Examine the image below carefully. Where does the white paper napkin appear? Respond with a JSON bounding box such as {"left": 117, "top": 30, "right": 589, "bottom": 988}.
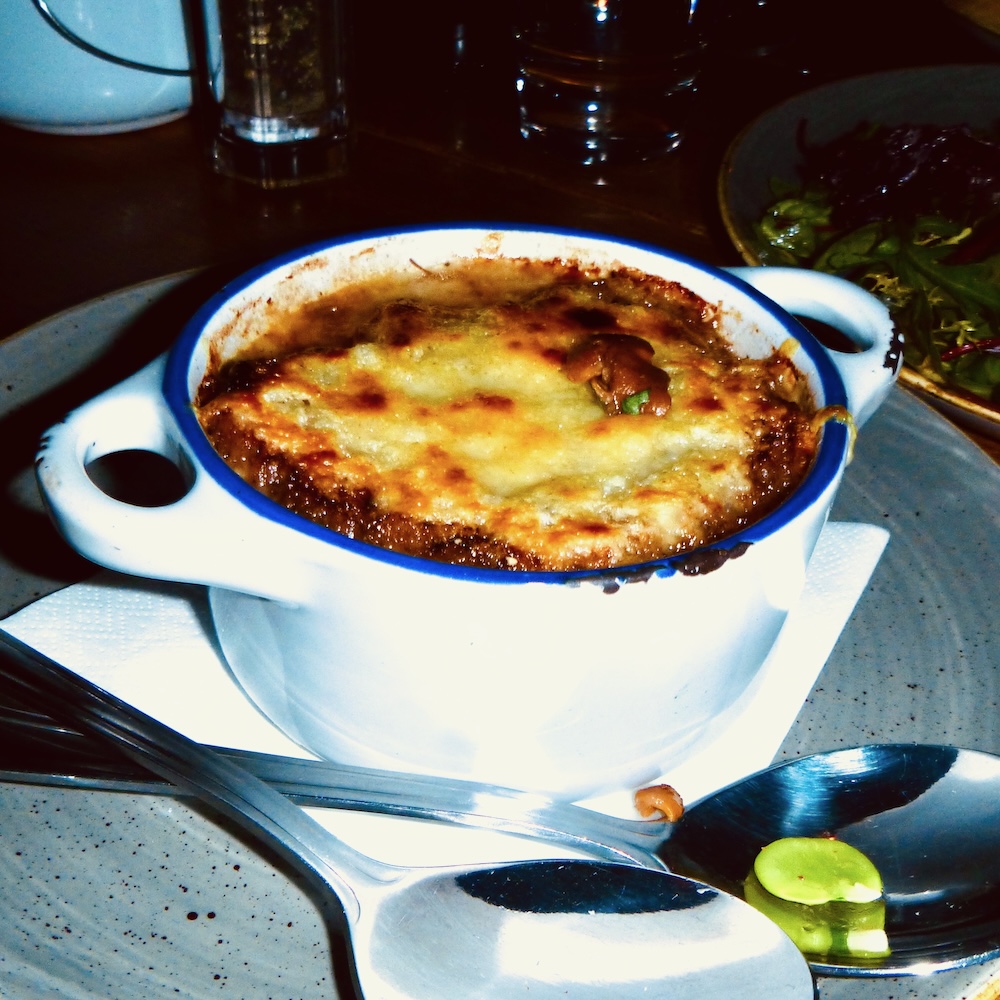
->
{"left": 3, "top": 521, "right": 888, "bottom": 820}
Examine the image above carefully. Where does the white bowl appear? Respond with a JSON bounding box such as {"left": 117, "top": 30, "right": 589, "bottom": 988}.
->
{"left": 0, "top": 0, "right": 190, "bottom": 134}
{"left": 36, "top": 225, "right": 899, "bottom": 798}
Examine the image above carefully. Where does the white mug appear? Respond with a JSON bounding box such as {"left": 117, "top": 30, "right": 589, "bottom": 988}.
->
{"left": 0, "top": 0, "right": 191, "bottom": 134}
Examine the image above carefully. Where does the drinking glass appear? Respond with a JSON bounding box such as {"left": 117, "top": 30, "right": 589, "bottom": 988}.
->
{"left": 185, "top": 0, "right": 349, "bottom": 188}
{"left": 513, "top": 0, "right": 705, "bottom": 167}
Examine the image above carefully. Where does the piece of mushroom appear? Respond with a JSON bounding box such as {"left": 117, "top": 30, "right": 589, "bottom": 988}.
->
{"left": 565, "top": 334, "right": 671, "bottom": 416}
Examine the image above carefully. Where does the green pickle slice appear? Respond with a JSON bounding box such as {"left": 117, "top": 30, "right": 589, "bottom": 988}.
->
{"left": 744, "top": 837, "right": 890, "bottom": 959}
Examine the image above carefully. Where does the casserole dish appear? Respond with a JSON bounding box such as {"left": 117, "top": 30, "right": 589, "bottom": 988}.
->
{"left": 36, "top": 226, "right": 899, "bottom": 798}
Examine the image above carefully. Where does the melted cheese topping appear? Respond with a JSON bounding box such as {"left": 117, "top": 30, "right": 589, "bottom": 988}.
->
{"left": 197, "top": 259, "right": 818, "bottom": 571}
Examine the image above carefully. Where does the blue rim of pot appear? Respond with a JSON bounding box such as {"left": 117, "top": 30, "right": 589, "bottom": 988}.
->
{"left": 164, "top": 223, "right": 851, "bottom": 586}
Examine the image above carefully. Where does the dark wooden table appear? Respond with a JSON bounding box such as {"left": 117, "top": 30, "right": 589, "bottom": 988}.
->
{"left": 2, "top": 0, "right": 998, "bottom": 470}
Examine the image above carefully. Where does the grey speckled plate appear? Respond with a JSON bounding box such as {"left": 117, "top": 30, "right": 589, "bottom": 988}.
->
{"left": 1, "top": 275, "right": 999, "bottom": 999}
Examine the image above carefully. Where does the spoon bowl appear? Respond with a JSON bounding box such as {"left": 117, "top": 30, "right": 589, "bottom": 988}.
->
{"left": 664, "top": 743, "right": 1000, "bottom": 976}
{"left": 0, "top": 629, "right": 814, "bottom": 1000}
{"left": 353, "top": 859, "right": 812, "bottom": 999}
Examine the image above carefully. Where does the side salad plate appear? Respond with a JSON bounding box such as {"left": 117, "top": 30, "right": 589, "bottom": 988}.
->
{"left": 719, "top": 64, "right": 1000, "bottom": 439}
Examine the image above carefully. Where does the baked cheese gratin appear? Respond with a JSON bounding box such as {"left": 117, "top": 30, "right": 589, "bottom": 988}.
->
{"left": 195, "top": 256, "right": 821, "bottom": 571}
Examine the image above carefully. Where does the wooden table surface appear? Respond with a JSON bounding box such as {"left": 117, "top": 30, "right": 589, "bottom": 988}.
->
{"left": 2, "top": 0, "right": 998, "bottom": 464}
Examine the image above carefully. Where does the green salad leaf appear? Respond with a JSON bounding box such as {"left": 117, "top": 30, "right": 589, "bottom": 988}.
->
{"left": 752, "top": 124, "right": 1000, "bottom": 405}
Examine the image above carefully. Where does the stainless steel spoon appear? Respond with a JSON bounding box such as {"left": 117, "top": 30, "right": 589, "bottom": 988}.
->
{"left": 0, "top": 699, "right": 671, "bottom": 867}
{"left": 4, "top": 630, "right": 996, "bottom": 978}
{"left": 6, "top": 724, "right": 999, "bottom": 978}
{"left": 661, "top": 742, "right": 1000, "bottom": 977}
{"left": 0, "top": 629, "right": 814, "bottom": 1000}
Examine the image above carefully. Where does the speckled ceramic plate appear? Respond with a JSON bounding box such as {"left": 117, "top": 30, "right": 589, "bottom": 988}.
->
{"left": 718, "top": 64, "right": 1000, "bottom": 441}
{"left": 1, "top": 275, "right": 999, "bottom": 999}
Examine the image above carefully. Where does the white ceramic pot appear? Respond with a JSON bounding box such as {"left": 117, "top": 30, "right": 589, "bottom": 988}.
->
{"left": 0, "top": 0, "right": 191, "bottom": 134}
{"left": 36, "top": 226, "right": 900, "bottom": 799}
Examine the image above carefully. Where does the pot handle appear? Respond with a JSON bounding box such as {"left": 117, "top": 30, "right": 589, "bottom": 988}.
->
{"left": 29, "top": 0, "right": 190, "bottom": 76}
{"left": 35, "top": 357, "right": 313, "bottom": 605}
{"left": 727, "top": 267, "right": 901, "bottom": 427}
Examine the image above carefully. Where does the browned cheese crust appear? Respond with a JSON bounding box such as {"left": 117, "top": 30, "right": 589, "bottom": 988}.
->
{"left": 196, "top": 257, "right": 819, "bottom": 571}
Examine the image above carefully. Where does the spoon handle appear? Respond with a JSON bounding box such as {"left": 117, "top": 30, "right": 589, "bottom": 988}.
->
{"left": 0, "top": 730, "right": 668, "bottom": 867}
{"left": 0, "top": 657, "right": 670, "bottom": 869}
{"left": 0, "top": 627, "right": 414, "bottom": 925}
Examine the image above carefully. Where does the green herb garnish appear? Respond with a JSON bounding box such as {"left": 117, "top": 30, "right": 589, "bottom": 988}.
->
{"left": 622, "top": 389, "right": 650, "bottom": 414}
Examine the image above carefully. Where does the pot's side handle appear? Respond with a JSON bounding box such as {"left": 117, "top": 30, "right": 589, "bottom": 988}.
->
{"left": 35, "top": 357, "right": 310, "bottom": 605}
{"left": 727, "top": 267, "right": 901, "bottom": 427}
